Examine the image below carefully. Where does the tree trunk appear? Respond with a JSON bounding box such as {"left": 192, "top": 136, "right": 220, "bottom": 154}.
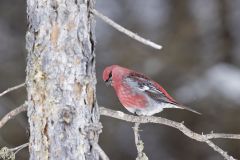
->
{"left": 25, "top": 0, "right": 99, "bottom": 159}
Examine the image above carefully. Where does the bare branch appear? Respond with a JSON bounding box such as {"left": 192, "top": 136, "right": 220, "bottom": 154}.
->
{"left": 100, "top": 107, "right": 238, "bottom": 160}
{"left": 91, "top": 9, "right": 162, "bottom": 50}
{"left": 205, "top": 133, "right": 240, "bottom": 140}
{"left": 0, "top": 102, "right": 28, "bottom": 129}
{"left": 205, "top": 140, "right": 235, "bottom": 160}
{"left": 0, "top": 143, "right": 28, "bottom": 160}
{"left": 9, "top": 143, "right": 29, "bottom": 155}
{"left": 93, "top": 143, "right": 110, "bottom": 160}
{"left": 133, "top": 123, "right": 149, "bottom": 160}
{"left": 0, "top": 83, "right": 25, "bottom": 97}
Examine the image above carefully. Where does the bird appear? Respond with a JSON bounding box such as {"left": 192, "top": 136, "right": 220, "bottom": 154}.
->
{"left": 102, "top": 65, "right": 201, "bottom": 116}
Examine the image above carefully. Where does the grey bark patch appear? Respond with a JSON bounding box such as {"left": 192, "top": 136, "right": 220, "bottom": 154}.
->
{"left": 26, "top": 0, "right": 100, "bottom": 159}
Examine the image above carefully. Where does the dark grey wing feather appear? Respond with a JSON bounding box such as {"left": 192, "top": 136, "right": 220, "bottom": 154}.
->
{"left": 124, "top": 73, "right": 175, "bottom": 104}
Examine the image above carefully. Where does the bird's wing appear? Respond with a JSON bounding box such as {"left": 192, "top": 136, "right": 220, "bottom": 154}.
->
{"left": 124, "top": 72, "right": 177, "bottom": 105}
{"left": 124, "top": 72, "right": 201, "bottom": 115}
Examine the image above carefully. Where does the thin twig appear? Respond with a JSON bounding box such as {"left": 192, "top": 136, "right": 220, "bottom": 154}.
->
{"left": 0, "top": 102, "right": 28, "bottom": 129}
{"left": 205, "top": 140, "right": 235, "bottom": 160}
{"left": 0, "top": 83, "right": 25, "bottom": 97}
{"left": 133, "top": 123, "right": 149, "bottom": 160}
{"left": 100, "top": 107, "right": 238, "bottom": 160}
{"left": 0, "top": 143, "right": 29, "bottom": 160}
{"left": 9, "top": 143, "right": 29, "bottom": 155}
{"left": 205, "top": 133, "right": 240, "bottom": 140}
{"left": 91, "top": 9, "right": 162, "bottom": 50}
{"left": 93, "top": 143, "right": 110, "bottom": 160}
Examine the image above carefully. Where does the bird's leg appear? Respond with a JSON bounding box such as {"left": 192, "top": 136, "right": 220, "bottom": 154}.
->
{"left": 135, "top": 109, "right": 143, "bottom": 116}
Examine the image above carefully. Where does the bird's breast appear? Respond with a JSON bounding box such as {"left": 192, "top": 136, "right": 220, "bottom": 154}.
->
{"left": 115, "top": 85, "right": 147, "bottom": 108}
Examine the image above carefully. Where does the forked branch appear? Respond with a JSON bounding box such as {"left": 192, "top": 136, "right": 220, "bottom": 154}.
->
{"left": 100, "top": 107, "right": 239, "bottom": 160}
{"left": 0, "top": 143, "right": 28, "bottom": 160}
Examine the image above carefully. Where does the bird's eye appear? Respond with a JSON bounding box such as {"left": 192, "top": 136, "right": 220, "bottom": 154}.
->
{"left": 109, "top": 71, "right": 112, "bottom": 79}
{"left": 104, "top": 71, "right": 113, "bottom": 85}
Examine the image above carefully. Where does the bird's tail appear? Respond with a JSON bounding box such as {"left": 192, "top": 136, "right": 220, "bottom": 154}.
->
{"left": 177, "top": 105, "right": 201, "bottom": 115}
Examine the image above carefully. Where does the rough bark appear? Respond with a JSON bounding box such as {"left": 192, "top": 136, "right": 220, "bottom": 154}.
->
{"left": 26, "top": 0, "right": 100, "bottom": 159}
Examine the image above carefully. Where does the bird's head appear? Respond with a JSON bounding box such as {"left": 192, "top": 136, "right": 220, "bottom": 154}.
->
{"left": 103, "top": 65, "right": 130, "bottom": 87}
{"left": 102, "top": 65, "right": 118, "bottom": 86}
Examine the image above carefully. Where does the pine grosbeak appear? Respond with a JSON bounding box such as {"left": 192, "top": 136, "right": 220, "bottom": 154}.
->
{"left": 103, "top": 65, "right": 201, "bottom": 116}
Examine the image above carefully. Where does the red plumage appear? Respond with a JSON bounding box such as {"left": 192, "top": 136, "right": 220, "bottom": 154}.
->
{"left": 103, "top": 65, "right": 200, "bottom": 116}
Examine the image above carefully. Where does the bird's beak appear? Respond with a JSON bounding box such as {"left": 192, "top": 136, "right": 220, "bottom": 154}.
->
{"left": 105, "top": 77, "right": 112, "bottom": 86}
